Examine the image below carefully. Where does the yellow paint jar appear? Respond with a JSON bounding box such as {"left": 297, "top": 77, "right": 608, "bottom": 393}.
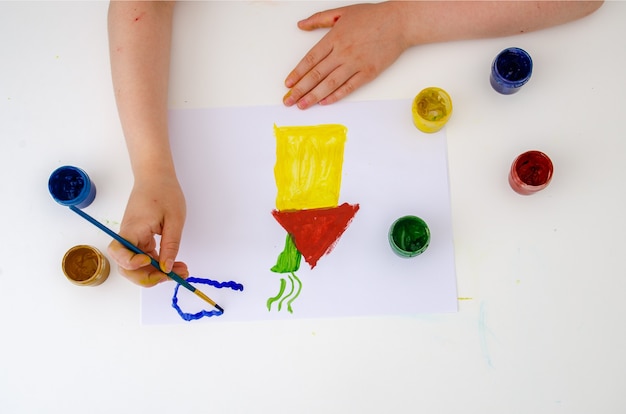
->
{"left": 62, "top": 245, "right": 110, "bottom": 286}
{"left": 412, "top": 87, "right": 453, "bottom": 133}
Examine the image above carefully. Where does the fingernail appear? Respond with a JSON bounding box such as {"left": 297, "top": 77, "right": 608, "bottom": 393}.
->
{"left": 160, "top": 259, "right": 174, "bottom": 274}
{"left": 141, "top": 255, "right": 153, "bottom": 266}
{"left": 283, "top": 90, "right": 295, "bottom": 106}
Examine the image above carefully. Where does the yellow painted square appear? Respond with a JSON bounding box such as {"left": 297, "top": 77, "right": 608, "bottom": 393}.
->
{"left": 274, "top": 124, "right": 347, "bottom": 211}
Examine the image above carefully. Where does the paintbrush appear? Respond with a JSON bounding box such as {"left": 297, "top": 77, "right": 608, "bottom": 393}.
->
{"left": 68, "top": 205, "right": 223, "bottom": 313}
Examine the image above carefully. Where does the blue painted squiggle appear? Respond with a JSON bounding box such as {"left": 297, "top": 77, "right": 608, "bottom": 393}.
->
{"left": 172, "top": 277, "right": 244, "bottom": 321}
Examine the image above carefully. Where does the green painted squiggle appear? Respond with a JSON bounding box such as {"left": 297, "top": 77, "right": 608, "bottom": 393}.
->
{"left": 266, "top": 272, "right": 304, "bottom": 313}
{"left": 286, "top": 272, "right": 302, "bottom": 313}
{"left": 278, "top": 274, "right": 296, "bottom": 311}
{"left": 266, "top": 278, "right": 286, "bottom": 311}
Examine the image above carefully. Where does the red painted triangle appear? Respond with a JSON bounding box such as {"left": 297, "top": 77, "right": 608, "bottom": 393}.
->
{"left": 272, "top": 203, "right": 360, "bottom": 269}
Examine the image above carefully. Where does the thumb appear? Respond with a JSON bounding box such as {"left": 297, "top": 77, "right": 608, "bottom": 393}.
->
{"left": 158, "top": 218, "right": 184, "bottom": 274}
{"left": 297, "top": 9, "right": 342, "bottom": 31}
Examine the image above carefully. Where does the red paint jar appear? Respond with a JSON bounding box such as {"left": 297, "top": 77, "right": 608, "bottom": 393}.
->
{"left": 509, "top": 150, "right": 553, "bottom": 195}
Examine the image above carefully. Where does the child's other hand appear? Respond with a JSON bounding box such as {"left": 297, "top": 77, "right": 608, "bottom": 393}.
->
{"left": 108, "top": 175, "right": 188, "bottom": 287}
{"left": 283, "top": 2, "right": 410, "bottom": 110}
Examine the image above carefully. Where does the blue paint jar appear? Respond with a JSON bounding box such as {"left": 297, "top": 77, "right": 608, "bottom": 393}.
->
{"left": 490, "top": 47, "right": 533, "bottom": 94}
{"left": 48, "top": 165, "right": 96, "bottom": 208}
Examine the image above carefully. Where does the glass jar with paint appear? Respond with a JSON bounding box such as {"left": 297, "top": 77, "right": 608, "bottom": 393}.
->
{"left": 62, "top": 245, "right": 110, "bottom": 286}
{"left": 48, "top": 165, "right": 96, "bottom": 208}
{"left": 509, "top": 150, "right": 554, "bottom": 195}
{"left": 490, "top": 47, "right": 533, "bottom": 94}
{"left": 388, "top": 215, "right": 430, "bottom": 258}
{"left": 411, "top": 87, "right": 453, "bottom": 133}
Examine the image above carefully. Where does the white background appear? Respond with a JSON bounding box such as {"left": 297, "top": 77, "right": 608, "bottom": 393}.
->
{"left": 1, "top": 1, "right": 625, "bottom": 413}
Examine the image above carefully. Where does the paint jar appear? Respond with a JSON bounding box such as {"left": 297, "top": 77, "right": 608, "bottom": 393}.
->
{"left": 411, "top": 87, "right": 453, "bottom": 133}
{"left": 62, "top": 245, "right": 110, "bottom": 286}
{"left": 48, "top": 165, "right": 96, "bottom": 208}
{"left": 490, "top": 47, "right": 533, "bottom": 94}
{"left": 388, "top": 215, "right": 430, "bottom": 258}
{"left": 509, "top": 150, "right": 554, "bottom": 195}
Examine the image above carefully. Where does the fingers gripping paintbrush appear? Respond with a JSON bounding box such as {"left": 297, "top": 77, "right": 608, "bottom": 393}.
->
{"left": 68, "top": 205, "right": 224, "bottom": 313}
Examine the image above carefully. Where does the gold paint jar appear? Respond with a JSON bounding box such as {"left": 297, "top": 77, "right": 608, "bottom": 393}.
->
{"left": 62, "top": 245, "right": 110, "bottom": 286}
{"left": 412, "top": 87, "right": 453, "bottom": 133}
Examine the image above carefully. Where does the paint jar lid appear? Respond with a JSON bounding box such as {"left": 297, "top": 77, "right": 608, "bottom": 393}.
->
{"left": 508, "top": 150, "right": 554, "bottom": 195}
{"left": 388, "top": 215, "right": 430, "bottom": 258}
{"left": 412, "top": 87, "right": 453, "bottom": 133}
{"left": 48, "top": 165, "right": 96, "bottom": 209}
{"left": 62, "top": 245, "right": 110, "bottom": 286}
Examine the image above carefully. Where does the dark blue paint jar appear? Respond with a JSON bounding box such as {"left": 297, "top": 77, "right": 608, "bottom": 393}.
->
{"left": 490, "top": 47, "right": 533, "bottom": 94}
{"left": 48, "top": 165, "right": 96, "bottom": 208}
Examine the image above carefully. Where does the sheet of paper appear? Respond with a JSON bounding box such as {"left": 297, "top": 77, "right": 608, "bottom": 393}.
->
{"left": 141, "top": 99, "right": 458, "bottom": 324}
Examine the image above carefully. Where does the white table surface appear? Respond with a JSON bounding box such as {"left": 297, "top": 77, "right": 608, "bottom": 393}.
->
{"left": 1, "top": 1, "right": 625, "bottom": 413}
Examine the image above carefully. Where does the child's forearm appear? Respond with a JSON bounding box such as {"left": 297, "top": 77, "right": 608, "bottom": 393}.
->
{"left": 108, "top": 1, "right": 176, "bottom": 182}
{"left": 396, "top": 1, "right": 604, "bottom": 47}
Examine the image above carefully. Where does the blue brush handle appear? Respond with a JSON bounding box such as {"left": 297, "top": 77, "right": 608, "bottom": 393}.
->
{"left": 68, "top": 205, "right": 196, "bottom": 293}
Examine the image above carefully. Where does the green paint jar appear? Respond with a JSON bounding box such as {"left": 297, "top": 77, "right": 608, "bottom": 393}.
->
{"left": 388, "top": 215, "right": 430, "bottom": 258}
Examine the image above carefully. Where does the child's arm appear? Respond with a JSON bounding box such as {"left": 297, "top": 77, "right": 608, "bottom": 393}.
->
{"left": 107, "top": 1, "right": 188, "bottom": 286}
{"left": 284, "top": 1, "right": 604, "bottom": 110}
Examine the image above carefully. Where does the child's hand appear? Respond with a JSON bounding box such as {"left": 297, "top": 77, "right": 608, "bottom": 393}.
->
{"left": 108, "top": 175, "right": 188, "bottom": 287}
{"left": 283, "top": 2, "right": 410, "bottom": 110}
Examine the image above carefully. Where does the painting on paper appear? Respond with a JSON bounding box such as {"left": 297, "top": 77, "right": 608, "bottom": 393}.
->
{"left": 141, "top": 99, "right": 458, "bottom": 324}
